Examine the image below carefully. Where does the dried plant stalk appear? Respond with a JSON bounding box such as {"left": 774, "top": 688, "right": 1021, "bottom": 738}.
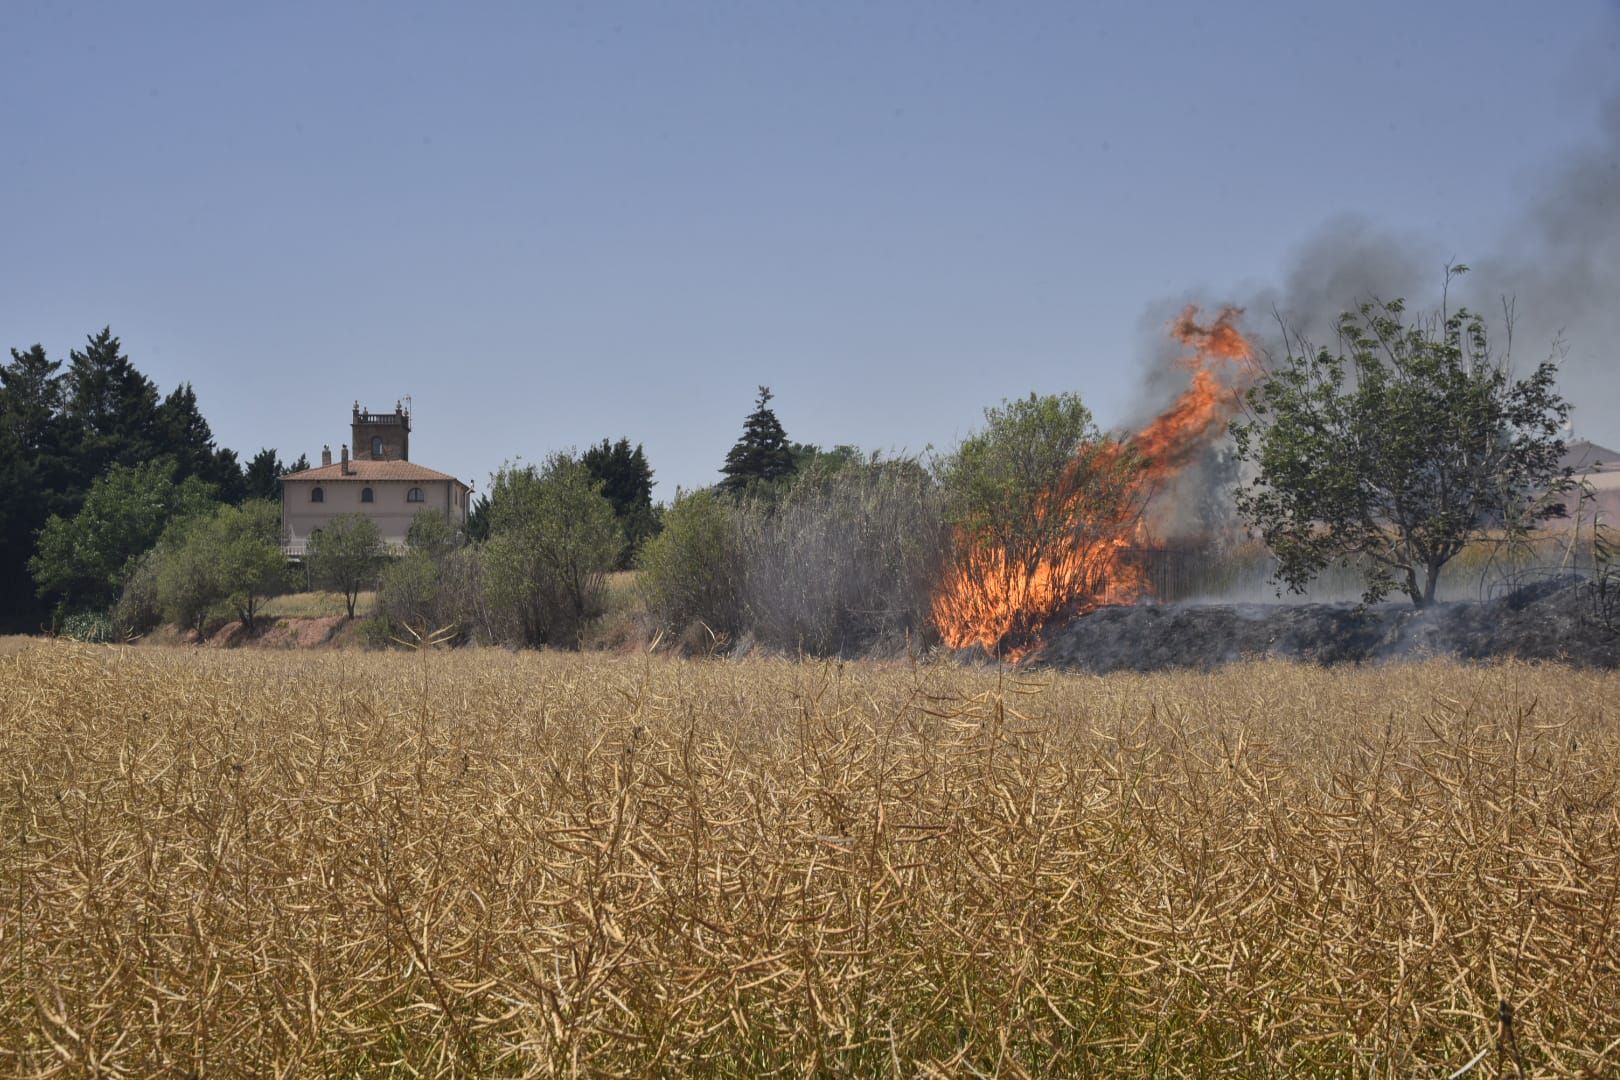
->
{"left": 1, "top": 643, "right": 1616, "bottom": 1076}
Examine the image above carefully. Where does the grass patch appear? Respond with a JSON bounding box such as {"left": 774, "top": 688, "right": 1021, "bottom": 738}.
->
{"left": 260, "top": 590, "right": 375, "bottom": 619}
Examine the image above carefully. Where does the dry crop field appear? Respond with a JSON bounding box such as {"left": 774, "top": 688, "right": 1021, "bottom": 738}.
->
{"left": 1, "top": 644, "right": 1617, "bottom": 1077}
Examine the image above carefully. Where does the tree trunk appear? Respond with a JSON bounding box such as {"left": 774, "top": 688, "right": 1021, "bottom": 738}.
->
{"left": 1423, "top": 560, "right": 1442, "bottom": 607}
{"left": 1404, "top": 566, "right": 1425, "bottom": 608}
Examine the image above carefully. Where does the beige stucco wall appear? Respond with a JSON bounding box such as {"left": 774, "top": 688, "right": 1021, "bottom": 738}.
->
{"left": 282, "top": 478, "right": 469, "bottom": 553}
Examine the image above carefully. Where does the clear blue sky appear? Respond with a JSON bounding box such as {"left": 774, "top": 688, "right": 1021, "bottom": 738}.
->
{"left": 4, "top": 1, "right": 1618, "bottom": 496}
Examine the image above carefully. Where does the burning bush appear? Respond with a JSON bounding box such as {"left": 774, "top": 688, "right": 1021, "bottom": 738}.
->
{"left": 934, "top": 393, "right": 1145, "bottom": 658}
{"left": 933, "top": 307, "right": 1257, "bottom": 658}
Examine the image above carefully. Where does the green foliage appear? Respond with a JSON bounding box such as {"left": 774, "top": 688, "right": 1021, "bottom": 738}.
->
{"left": 788, "top": 442, "right": 863, "bottom": 477}
{"left": 205, "top": 501, "right": 288, "bottom": 630}
{"left": 375, "top": 510, "right": 482, "bottom": 643}
{"left": 29, "top": 460, "right": 217, "bottom": 612}
{"left": 57, "top": 611, "right": 117, "bottom": 643}
{"left": 112, "top": 547, "right": 166, "bottom": 636}
{"left": 155, "top": 517, "right": 222, "bottom": 635}
{"left": 64, "top": 327, "right": 163, "bottom": 485}
{"left": 581, "top": 437, "right": 659, "bottom": 568}
{"left": 939, "top": 393, "right": 1126, "bottom": 536}
{"left": 0, "top": 344, "right": 74, "bottom": 621}
{"left": 636, "top": 488, "right": 741, "bottom": 642}
{"left": 719, "top": 386, "right": 796, "bottom": 495}
{"left": 405, "top": 508, "right": 460, "bottom": 561}
{"left": 153, "top": 501, "right": 288, "bottom": 634}
{"left": 306, "top": 513, "right": 385, "bottom": 618}
{"left": 1233, "top": 285, "right": 1572, "bottom": 608}
{"left": 465, "top": 493, "right": 491, "bottom": 543}
{"left": 481, "top": 455, "right": 622, "bottom": 647}
{"left": 243, "top": 448, "right": 285, "bottom": 502}
{"left": 4, "top": 326, "right": 255, "bottom": 618}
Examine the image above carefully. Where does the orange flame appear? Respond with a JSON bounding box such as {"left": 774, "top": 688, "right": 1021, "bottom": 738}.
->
{"left": 933, "top": 305, "right": 1255, "bottom": 660}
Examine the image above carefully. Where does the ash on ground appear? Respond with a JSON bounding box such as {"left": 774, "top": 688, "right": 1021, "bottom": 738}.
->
{"left": 1031, "top": 577, "right": 1620, "bottom": 674}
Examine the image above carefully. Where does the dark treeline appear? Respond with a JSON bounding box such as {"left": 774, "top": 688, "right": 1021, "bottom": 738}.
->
{"left": 0, "top": 329, "right": 293, "bottom": 626}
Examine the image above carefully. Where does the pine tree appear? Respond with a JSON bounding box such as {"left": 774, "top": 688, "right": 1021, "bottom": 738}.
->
{"left": 64, "top": 327, "right": 161, "bottom": 483}
{"left": 719, "top": 386, "right": 795, "bottom": 495}
{"left": 156, "top": 383, "right": 216, "bottom": 479}
{"left": 2, "top": 345, "right": 65, "bottom": 452}
{"left": 209, "top": 447, "right": 246, "bottom": 503}
{"left": 0, "top": 345, "right": 78, "bottom": 622}
{"left": 244, "top": 448, "right": 286, "bottom": 502}
{"left": 583, "top": 437, "right": 658, "bottom": 568}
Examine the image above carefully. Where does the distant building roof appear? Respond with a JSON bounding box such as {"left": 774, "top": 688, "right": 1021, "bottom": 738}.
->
{"left": 1560, "top": 439, "right": 1620, "bottom": 474}
{"left": 281, "top": 460, "right": 467, "bottom": 485}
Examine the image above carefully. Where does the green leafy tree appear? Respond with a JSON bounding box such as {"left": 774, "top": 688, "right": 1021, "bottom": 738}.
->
{"left": 582, "top": 437, "right": 658, "bottom": 568}
{"left": 636, "top": 488, "right": 741, "bottom": 641}
{"left": 405, "top": 508, "right": 460, "bottom": 560}
{"left": 1234, "top": 290, "right": 1573, "bottom": 608}
{"left": 287, "top": 452, "right": 310, "bottom": 473}
{"left": 243, "top": 448, "right": 286, "bottom": 502}
{"left": 306, "top": 513, "right": 385, "bottom": 617}
{"left": 376, "top": 510, "right": 480, "bottom": 642}
{"left": 482, "top": 454, "right": 622, "bottom": 646}
{"left": 198, "top": 501, "right": 287, "bottom": 631}
{"left": 719, "top": 386, "right": 796, "bottom": 495}
{"left": 29, "top": 460, "right": 217, "bottom": 613}
{"left": 788, "top": 442, "right": 863, "bottom": 477}
{"left": 154, "top": 516, "right": 221, "bottom": 635}
{"left": 935, "top": 392, "right": 1142, "bottom": 653}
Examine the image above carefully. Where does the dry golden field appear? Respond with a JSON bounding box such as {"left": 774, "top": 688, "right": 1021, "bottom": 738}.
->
{"left": 1, "top": 644, "right": 1617, "bottom": 1077}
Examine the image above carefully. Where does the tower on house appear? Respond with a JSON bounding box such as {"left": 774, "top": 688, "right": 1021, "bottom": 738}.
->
{"left": 352, "top": 400, "right": 411, "bottom": 461}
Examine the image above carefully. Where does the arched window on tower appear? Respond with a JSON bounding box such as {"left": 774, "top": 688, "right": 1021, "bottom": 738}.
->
{"left": 311, "top": 487, "right": 324, "bottom": 503}
{"left": 371, "top": 436, "right": 384, "bottom": 458}
{"left": 361, "top": 487, "right": 374, "bottom": 503}
{"left": 407, "top": 487, "right": 425, "bottom": 503}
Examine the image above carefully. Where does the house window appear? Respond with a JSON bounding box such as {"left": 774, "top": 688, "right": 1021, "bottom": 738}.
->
{"left": 361, "top": 487, "right": 374, "bottom": 503}
{"left": 407, "top": 487, "right": 425, "bottom": 503}
{"left": 311, "top": 487, "right": 324, "bottom": 503}
{"left": 371, "top": 436, "right": 383, "bottom": 458}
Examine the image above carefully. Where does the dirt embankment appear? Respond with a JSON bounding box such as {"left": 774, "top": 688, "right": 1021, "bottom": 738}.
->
{"left": 136, "top": 615, "right": 362, "bottom": 650}
{"left": 1033, "top": 578, "right": 1620, "bottom": 674}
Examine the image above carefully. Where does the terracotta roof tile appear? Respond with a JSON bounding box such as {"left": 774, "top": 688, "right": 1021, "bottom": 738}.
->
{"left": 281, "top": 460, "right": 467, "bottom": 484}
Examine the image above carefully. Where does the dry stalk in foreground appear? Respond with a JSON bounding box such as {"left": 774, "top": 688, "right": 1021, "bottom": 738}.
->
{"left": 1, "top": 644, "right": 1617, "bottom": 1076}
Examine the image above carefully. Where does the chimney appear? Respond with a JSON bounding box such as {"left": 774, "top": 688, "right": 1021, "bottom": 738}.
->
{"left": 321, "top": 445, "right": 332, "bottom": 467}
{"left": 340, "top": 444, "right": 351, "bottom": 476}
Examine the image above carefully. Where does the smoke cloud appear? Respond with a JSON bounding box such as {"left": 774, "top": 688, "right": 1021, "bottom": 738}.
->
{"left": 1473, "top": 97, "right": 1620, "bottom": 437}
{"left": 1126, "top": 91, "right": 1620, "bottom": 546}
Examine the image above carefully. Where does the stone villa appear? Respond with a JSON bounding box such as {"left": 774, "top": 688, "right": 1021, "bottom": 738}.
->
{"left": 280, "top": 402, "right": 471, "bottom": 555}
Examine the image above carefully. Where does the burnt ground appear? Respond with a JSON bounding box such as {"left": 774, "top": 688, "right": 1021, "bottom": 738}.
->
{"left": 1031, "top": 577, "right": 1620, "bottom": 674}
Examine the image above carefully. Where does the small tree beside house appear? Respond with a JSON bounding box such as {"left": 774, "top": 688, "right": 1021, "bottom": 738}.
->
{"left": 306, "top": 513, "right": 386, "bottom": 618}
